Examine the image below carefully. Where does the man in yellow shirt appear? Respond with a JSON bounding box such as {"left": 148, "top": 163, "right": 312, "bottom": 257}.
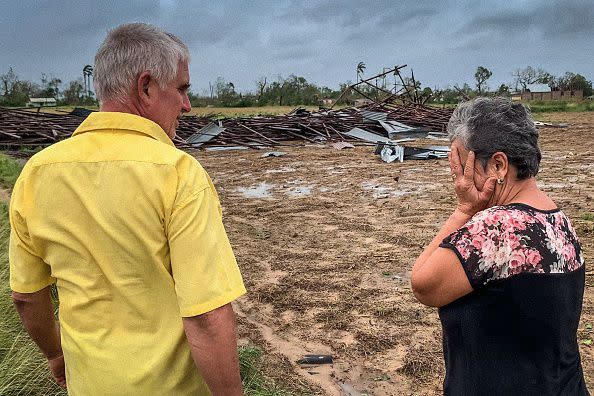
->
{"left": 9, "top": 23, "right": 246, "bottom": 395}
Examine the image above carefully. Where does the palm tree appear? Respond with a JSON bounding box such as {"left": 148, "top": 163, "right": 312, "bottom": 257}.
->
{"left": 356, "top": 62, "right": 366, "bottom": 82}
{"left": 82, "top": 65, "right": 93, "bottom": 98}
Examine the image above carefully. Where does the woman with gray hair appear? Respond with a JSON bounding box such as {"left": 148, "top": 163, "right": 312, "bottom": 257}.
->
{"left": 411, "top": 97, "right": 589, "bottom": 395}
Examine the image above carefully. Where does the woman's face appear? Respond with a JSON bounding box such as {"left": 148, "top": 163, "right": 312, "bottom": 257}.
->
{"left": 450, "top": 139, "right": 493, "bottom": 191}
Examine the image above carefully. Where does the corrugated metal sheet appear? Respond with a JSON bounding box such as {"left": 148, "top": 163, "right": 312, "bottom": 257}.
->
{"left": 186, "top": 122, "right": 226, "bottom": 146}
{"left": 361, "top": 110, "right": 388, "bottom": 123}
{"left": 404, "top": 145, "right": 449, "bottom": 159}
{"left": 345, "top": 127, "right": 412, "bottom": 144}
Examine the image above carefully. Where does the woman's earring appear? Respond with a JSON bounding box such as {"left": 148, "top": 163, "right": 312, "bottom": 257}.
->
{"left": 497, "top": 178, "right": 504, "bottom": 185}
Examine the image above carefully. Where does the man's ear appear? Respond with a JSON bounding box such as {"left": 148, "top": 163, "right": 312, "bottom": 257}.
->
{"left": 136, "top": 71, "right": 152, "bottom": 105}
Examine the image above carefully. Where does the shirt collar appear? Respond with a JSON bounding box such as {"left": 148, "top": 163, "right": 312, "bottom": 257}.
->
{"left": 72, "top": 112, "right": 175, "bottom": 147}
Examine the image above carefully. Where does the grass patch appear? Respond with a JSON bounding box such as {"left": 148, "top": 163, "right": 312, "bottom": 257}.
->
{"left": 0, "top": 200, "right": 67, "bottom": 395}
{"left": 527, "top": 101, "right": 594, "bottom": 113}
{"left": 0, "top": 154, "right": 22, "bottom": 190}
{"left": 580, "top": 213, "right": 594, "bottom": 221}
{"left": 240, "top": 346, "right": 291, "bottom": 395}
{"left": 0, "top": 153, "right": 63, "bottom": 394}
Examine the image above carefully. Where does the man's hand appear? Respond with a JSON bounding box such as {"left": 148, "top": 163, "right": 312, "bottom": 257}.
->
{"left": 449, "top": 147, "right": 497, "bottom": 216}
{"left": 182, "top": 303, "right": 242, "bottom": 396}
{"left": 47, "top": 354, "right": 67, "bottom": 388}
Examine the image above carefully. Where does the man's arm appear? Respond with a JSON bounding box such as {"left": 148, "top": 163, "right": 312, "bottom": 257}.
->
{"left": 182, "top": 303, "right": 242, "bottom": 396}
{"left": 12, "top": 286, "right": 66, "bottom": 388}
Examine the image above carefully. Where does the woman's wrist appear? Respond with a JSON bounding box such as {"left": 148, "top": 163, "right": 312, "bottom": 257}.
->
{"left": 450, "top": 208, "right": 474, "bottom": 224}
{"left": 455, "top": 203, "right": 480, "bottom": 217}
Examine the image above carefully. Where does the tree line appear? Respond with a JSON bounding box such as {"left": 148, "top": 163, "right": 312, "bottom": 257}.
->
{"left": 0, "top": 67, "right": 95, "bottom": 107}
{"left": 1, "top": 65, "right": 592, "bottom": 108}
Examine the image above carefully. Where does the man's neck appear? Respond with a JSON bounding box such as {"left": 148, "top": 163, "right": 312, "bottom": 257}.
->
{"left": 100, "top": 99, "right": 142, "bottom": 116}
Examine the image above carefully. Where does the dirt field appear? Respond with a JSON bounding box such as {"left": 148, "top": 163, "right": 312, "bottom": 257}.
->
{"left": 193, "top": 112, "right": 594, "bottom": 395}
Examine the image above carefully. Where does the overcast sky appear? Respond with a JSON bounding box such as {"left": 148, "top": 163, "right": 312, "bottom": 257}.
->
{"left": 1, "top": 0, "right": 593, "bottom": 94}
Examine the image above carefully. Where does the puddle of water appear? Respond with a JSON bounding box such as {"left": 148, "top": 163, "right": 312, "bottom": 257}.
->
{"left": 286, "top": 185, "right": 314, "bottom": 197}
{"left": 361, "top": 181, "right": 411, "bottom": 198}
{"left": 234, "top": 182, "right": 275, "bottom": 198}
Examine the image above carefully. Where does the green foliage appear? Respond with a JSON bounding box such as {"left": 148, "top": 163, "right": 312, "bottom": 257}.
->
{"left": 512, "top": 66, "right": 549, "bottom": 91}
{"left": 0, "top": 197, "right": 67, "bottom": 395}
{"left": 556, "top": 72, "right": 593, "bottom": 97}
{"left": 528, "top": 101, "right": 594, "bottom": 113}
{"left": 0, "top": 154, "right": 22, "bottom": 190}
{"left": 474, "top": 66, "right": 492, "bottom": 94}
{"left": 61, "top": 78, "right": 94, "bottom": 106}
{"left": 356, "top": 62, "right": 366, "bottom": 82}
{"left": 39, "top": 74, "right": 62, "bottom": 99}
{"left": 239, "top": 346, "right": 290, "bottom": 396}
{"left": 0, "top": 67, "right": 97, "bottom": 107}
{"left": 496, "top": 84, "right": 510, "bottom": 95}
{"left": 0, "top": 155, "right": 63, "bottom": 395}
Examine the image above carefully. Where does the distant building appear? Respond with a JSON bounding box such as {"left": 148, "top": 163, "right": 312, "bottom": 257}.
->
{"left": 354, "top": 98, "right": 374, "bottom": 107}
{"left": 319, "top": 98, "right": 334, "bottom": 108}
{"left": 513, "top": 84, "right": 583, "bottom": 102}
{"left": 27, "top": 97, "right": 57, "bottom": 107}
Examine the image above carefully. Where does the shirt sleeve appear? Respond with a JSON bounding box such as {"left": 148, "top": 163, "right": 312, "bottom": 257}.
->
{"left": 9, "top": 178, "right": 56, "bottom": 293}
{"left": 439, "top": 209, "right": 509, "bottom": 289}
{"left": 167, "top": 161, "right": 246, "bottom": 317}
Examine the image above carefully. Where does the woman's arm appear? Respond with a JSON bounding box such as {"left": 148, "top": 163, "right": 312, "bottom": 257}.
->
{"left": 411, "top": 210, "right": 473, "bottom": 307}
{"left": 411, "top": 148, "right": 497, "bottom": 307}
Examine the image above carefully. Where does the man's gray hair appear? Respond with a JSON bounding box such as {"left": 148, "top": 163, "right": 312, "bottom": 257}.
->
{"left": 94, "top": 23, "right": 190, "bottom": 103}
{"left": 447, "top": 97, "right": 541, "bottom": 179}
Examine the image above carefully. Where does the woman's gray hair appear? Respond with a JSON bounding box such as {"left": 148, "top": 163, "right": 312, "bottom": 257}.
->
{"left": 447, "top": 97, "right": 541, "bottom": 179}
{"left": 94, "top": 23, "right": 190, "bottom": 103}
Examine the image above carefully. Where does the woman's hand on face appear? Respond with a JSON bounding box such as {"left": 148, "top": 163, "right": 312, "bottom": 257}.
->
{"left": 449, "top": 146, "right": 497, "bottom": 216}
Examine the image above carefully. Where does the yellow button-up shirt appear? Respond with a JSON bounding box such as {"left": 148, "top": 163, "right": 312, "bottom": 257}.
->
{"left": 9, "top": 112, "right": 246, "bottom": 395}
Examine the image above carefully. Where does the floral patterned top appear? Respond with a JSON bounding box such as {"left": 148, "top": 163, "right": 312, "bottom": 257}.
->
{"left": 438, "top": 203, "right": 589, "bottom": 395}
{"left": 441, "top": 203, "right": 585, "bottom": 289}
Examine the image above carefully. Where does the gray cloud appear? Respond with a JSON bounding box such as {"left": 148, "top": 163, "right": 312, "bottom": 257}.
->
{"left": 460, "top": 0, "right": 594, "bottom": 38}
{"left": 0, "top": 0, "right": 592, "bottom": 94}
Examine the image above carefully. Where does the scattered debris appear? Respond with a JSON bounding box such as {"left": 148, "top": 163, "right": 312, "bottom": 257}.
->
{"left": 362, "top": 110, "right": 388, "bottom": 123}
{"left": 0, "top": 94, "right": 454, "bottom": 152}
{"left": 344, "top": 127, "right": 411, "bottom": 145}
{"left": 186, "top": 122, "right": 226, "bottom": 146}
{"left": 261, "top": 151, "right": 287, "bottom": 158}
{"left": 331, "top": 141, "right": 355, "bottom": 150}
{"left": 403, "top": 145, "right": 450, "bottom": 160}
{"left": 296, "top": 354, "right": 334, "bottom": 365}
{"left": 69, "top": 107, "right": 95, "bottom": 117}
{"left": 375, "top": 142, "right": 449, "bottom": 162}
{"left": 379, "top": 144, "right": 405, "bottom": 163}
{"left": 534, "top": 120, "right": 569, "bottom": 128}
{"left": 204, "top": 146, "right": 249, "bottom": 151}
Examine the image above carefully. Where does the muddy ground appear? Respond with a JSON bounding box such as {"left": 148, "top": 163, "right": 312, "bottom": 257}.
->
{"left": 193, "top": 112, "right": 594, "bottom": 395}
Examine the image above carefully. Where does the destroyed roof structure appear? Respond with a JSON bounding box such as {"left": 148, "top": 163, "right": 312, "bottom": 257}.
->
{"left": 0, "top": 65, "right": 567, "bottom": 155}
{"left": 0, "top": 102, "right": 454, "bottom": 152}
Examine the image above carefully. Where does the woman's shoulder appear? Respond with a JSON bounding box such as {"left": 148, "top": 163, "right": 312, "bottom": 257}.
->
{"left": 470, "top": 203, "right": 564, "bottom": 229}
{"left": 445, "top": 202, "right": 584, "bottom": 287}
